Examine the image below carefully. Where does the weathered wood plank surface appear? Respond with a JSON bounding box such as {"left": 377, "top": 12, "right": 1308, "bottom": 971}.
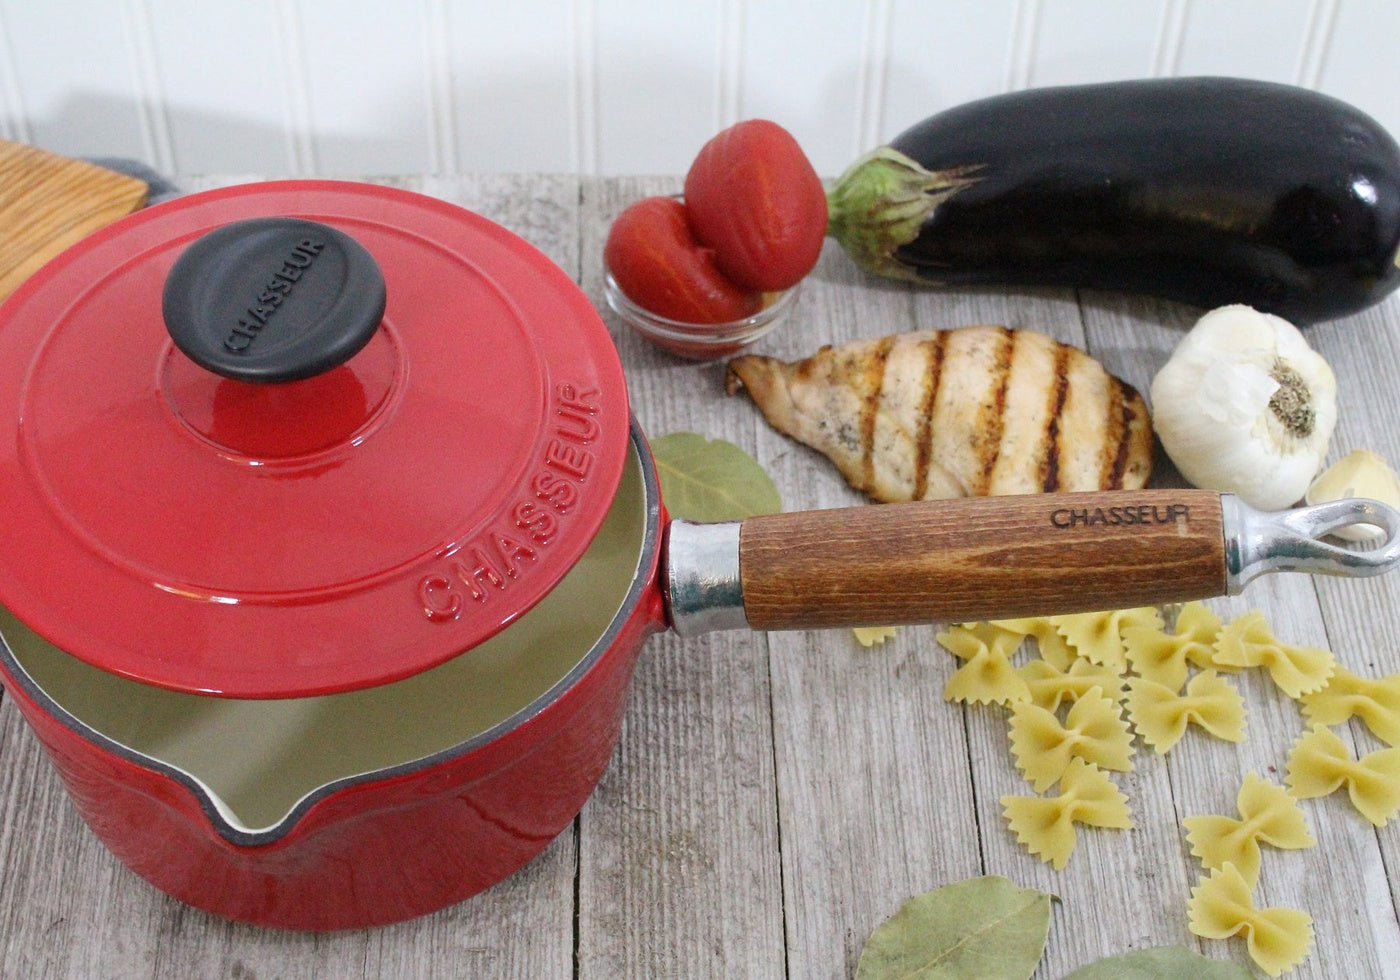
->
{"left": 2, "top": 172, "right": 1400, "bottom": 978}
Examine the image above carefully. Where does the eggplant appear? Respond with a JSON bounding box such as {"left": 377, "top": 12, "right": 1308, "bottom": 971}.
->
{"left": 827, "top": 77, "right": 1400, "bottom": 324}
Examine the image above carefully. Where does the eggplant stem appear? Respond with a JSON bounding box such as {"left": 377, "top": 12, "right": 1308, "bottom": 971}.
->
{"left": 826, "top": 147, "right": 983, "bottom": 279}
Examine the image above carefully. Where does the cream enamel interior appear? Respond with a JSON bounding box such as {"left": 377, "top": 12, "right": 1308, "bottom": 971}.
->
{"left": 0, "top": 445, "right": 649, "bottom": 834}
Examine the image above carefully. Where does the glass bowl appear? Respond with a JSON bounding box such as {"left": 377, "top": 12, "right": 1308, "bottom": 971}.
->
{"left": 603, "top": 265, "right": 799, "bottom": 361}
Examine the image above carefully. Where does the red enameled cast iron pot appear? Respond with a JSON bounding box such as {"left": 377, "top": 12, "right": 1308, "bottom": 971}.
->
{"left": 1, "top": 181, "right": 1398, "bottom": 930}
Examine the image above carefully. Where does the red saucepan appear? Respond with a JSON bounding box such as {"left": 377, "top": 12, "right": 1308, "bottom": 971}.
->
{"left": 0, "top": 181, "right": 1396, "bottom": 930}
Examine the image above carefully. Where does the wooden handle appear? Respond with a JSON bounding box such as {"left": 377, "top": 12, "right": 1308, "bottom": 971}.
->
{"left": 738, "top": 489, "right": 1228, "bottom": 630}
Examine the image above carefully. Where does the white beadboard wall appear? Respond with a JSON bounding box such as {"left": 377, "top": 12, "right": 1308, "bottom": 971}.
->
{"left": 0, "top": 0, "right": 1396, "bottom": 178}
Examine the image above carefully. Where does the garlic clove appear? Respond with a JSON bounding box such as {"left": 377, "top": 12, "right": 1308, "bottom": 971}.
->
{"left": 1305, "top": 449, "right": 1400, "bottom": 541}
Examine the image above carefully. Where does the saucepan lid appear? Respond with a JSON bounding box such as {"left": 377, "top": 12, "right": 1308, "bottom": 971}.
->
{"left": 0, "top": 181, "right": 630, "bottom": 698}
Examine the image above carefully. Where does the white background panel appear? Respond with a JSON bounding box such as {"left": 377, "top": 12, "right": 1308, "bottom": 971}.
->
{"left": 145, "top": 1, "right": 289, "bottom": 174}
{"left": 880, "top": 0, "right": 1021, "bottom": 145}
{"left": 1025, "top": 0, "right": 1169, "bottom": 87}
{"left": 444, "top": 0, "right": 577, "bottom": 173}
{"left": 0, "top": 0, "right": 147, "bottom": 159}
{"left": 593, "top": 0, "right": 720, "bottom": 176}
{"left": 0, "top": 0, "right": 1396, "bottom": 176}
{"left": 1319, "top": 0, "right": 1400, "bottom": 139}
{"left": 293, "top": 0, "right": 433, "bottom": 175}
{"left": 1170, "top": 0, "right": 1316, "bottom": 81}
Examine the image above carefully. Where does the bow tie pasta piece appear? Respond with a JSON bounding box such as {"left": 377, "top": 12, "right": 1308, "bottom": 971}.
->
{"left": 1299, "top": 666, "right": 1400, "bottom": 746}
{"left": 937, "top": 622, "right": 1031, "bottom": 705}
{"left": 1123, "top": 601, "right": 1224, "bottom": 690}
{"left": 1187, "top": 862, "right": 1314, "bottom": 977}
{"left": 1122, "top": 625, "right": 1192, "bottom": 691}
{"left": 1173, "top": 601, "right": 1227, "bottom": 670}
{"left": 852, "top": 626, "right": 899, "bottom": 648}
{"left": 1183, "top": 772, "right": 1315, "bottom": 885}
{"left": 1285, "top": 724, "right": 1400, "bottom": 826}
{"left": 1050, "top": 607, "right": 1162, "bottom": 673}
{"left": 1001, "top": 758, "right": 1133, "bottom": 869}
{"left": 990, "top": 616, "right": 1077, "bottom": 670}
{"left": 1016, "top": 657, "right": 1125, "bottom": 712}
{"left": 1009, "top": 687, "right": 1134, "bottom": 792}
{"left": 1213, "top": 610, "right": 1335, "bottom": 699}
{"left": 1124, "top": 670, "right": 1247, "bottom": 753}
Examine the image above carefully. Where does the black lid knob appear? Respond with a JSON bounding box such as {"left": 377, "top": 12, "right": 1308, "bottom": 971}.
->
{"left": 163, "top": 217, "right": 387, "bottom": 383}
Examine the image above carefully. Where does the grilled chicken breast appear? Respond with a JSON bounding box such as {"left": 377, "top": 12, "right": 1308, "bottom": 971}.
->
{"left": 725, "top": 326, "right": 1153, "bottom": 501}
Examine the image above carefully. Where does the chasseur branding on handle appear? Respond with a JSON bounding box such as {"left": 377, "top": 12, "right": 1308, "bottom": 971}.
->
{"left": 224, "top": 237, "right": 327, "bottom": 353}
{"left": 1050, "top": 503, "right": 1190, "bottom": 528}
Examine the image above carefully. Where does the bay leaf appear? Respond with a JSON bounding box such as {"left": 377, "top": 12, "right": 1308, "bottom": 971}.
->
{"left": 651, "top": 432, "right": 781, "bottom": 522}
{"left": 855, "top": 876, "right": 1051, "bottom": 980}
{"left": 1061, "top": 945, "right": 1252, "bottom": 979}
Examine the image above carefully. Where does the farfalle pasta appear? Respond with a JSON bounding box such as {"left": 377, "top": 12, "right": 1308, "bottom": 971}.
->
{"left": 1285, "top": 724, "right": 1400, "bottom": 826}
{"left": 937, "top": 622, "right": 1030, "bottom": 705}
{"left": 990, "top": 616, "right": 1077, "bottom": 670}
{"left": 1009, "top": 687, "right": 1134, "bottom": 791}
{"left": 1187, "top": 862, "right": 1314, "bottom": 977}
{"left": 1183, "top": 772, "right": 1314, "bottom": 885}
{"left": 1124, "top": 669, "right": 1247, "bottom": 753}
{"left": 1213, "top": 610, "right": 1334, "bottom": 699}
{"left": 1122, "top": 601, "right": 1223, "bottom": 691}
{"left": 1016, "top": 657, "right": 1125, "bottom": 712}
{"left": 852, "top": 626, "right": 899, "bottom": 648}
{"left": 942, "top": 591, "right": 1370, "bottom": 980}
{"left": 1001, "top": 757, "right": 1133, "bottom": 870}
{"left": 1172, "top": 601, "right": 1228, "bottom": 670}
{"left": 1050, "top": 607, "right": 1162, "bottom": 673}
{"left": 1299, "top": 666, "right": 1400, "bottom": 746}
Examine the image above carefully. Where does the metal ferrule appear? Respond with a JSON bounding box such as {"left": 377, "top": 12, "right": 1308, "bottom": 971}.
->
{"left": 663, "top": 520, "right": 748, "bottom": 636}
{"left": 1222, "top": 492, "right": 1400, "bottom": 592}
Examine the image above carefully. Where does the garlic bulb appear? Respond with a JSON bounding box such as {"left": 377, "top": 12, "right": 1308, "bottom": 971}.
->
{"left": 1150, "top": 304, "right": 1337, "bottom": 511}
{"left": 1305, "top": 450, "right": 1400, "bottom": 541}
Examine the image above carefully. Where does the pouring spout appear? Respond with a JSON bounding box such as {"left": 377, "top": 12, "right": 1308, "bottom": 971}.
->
{"left": 1222, "top": 494, "right": 1400, "bottom": 592}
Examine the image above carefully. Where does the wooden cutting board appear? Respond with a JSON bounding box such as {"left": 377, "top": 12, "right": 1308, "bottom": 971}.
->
{"left": 0, "top": 139, "right": 148, "bottom": 303}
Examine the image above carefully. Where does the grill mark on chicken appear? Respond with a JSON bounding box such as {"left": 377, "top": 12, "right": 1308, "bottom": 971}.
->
{"left": 1040, "top": 342, "right": 1073, "bottom": 492}
{"left": 971, "top": 327, "right": 1015, "bottom": 495}
{"left": 859, "top": 336, "right": 897, "bottom": 491}
{"left": 1106, "top": 376, "right": 1140, "bottom": 488}
{"left": 913, "top": 333, "right": 948, "bottom": 500}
